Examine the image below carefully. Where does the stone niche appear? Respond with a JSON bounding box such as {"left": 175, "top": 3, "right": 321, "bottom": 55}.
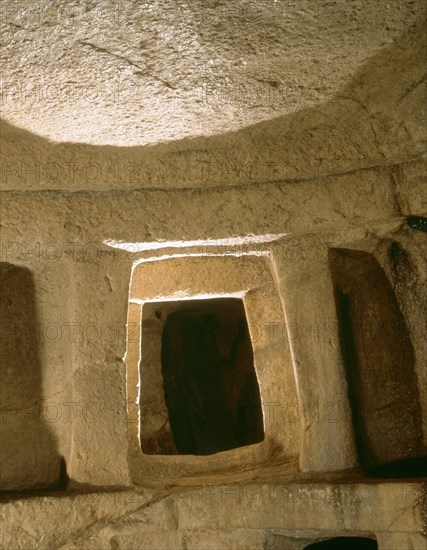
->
{"left": 0, "top": 263, "right": 62, "bottom": 490}
{"left": 125, "top": 254, "right": 300, "bottom": 484}
{"left": 329, "top": 247, "right": 427, "bottom": 476}
{"left": 140, "top": 297, "right": 264, "bottom": 456}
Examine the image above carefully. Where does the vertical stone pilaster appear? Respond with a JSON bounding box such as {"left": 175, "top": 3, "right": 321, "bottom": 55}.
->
{"left": 271, "top": 239, "right": 357, "bottom": 472}
{"left": 68, "top": 249, "right": 133, "bottom": 486}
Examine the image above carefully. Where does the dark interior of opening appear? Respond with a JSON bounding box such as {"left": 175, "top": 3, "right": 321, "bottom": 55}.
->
{"left": 329, "top": 248, "right": 425, "bottom": 475}
{"left": 160, "top": 297, "right": 264, "bottom": 455}
{"left": 366, "top": 456, "right": 427, "bottom": 478}
{"left": 304, "top": 537, "right": 377, "bottom": 549}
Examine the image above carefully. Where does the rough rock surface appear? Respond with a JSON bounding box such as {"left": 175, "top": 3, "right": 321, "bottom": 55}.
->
{"left": 0, "top": 2, "right": 426, "bottom": 549}
{"left": 1, "top": 0, "right": 425, "bottom": 146}
{"left": 0, "top": 481, "right": 425, "bottom": 549}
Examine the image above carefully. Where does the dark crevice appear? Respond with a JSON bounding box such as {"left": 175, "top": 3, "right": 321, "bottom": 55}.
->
{"left": 387, "top": 240, "right": 418, "bottom": 287}
{"left": 304, "top": 537, "right": 377, "bottom": 549}
{"left": 58, "top": 456, "right": 70, "bottom": 489}
{"left": 335, "top": 289, "right": 370, "bottom": 468}
{"left": 407, "top": 215, "right": 427, "bottom": 232}
{"left": 366, "top": 456, "right": 427, "bottom": 479}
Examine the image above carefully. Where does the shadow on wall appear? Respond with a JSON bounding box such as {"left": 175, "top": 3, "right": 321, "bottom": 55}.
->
{"left": 0, "top": 263, "right": 65, "bottom": 491}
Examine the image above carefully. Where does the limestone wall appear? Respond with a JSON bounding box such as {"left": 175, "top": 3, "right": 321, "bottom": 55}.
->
{"left": 0, "top": 8, "right": 426, "bottom": 549}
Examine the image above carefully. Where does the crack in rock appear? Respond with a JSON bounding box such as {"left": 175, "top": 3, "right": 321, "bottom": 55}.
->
{"left": 78, "top": 40, "right": 176, "bottom": 89}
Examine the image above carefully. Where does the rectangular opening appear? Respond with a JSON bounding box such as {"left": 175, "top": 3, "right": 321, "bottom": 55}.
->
{"left": 139, "top": 297, "right": 264, "bottom": 455}
{"left": 0, "top": 263, "right": 62, "bottom": 490}
{"left": 329, "top": 248, "right": 424, "bottom": 473}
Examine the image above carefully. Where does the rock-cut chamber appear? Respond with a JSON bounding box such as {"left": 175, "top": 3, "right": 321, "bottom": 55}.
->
{"left": 140, "top": 297, "right": 264, "bottom": 455}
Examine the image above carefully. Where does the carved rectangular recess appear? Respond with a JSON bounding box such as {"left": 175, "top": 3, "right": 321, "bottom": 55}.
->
{"left": 0, "top": 263, "right": 61, "bottom": 490}
{"left": 329, "top": 248, "right": 425, "bottom": 476}
{"left": 140, "top": 297, "right": 264, "bottom": 456}
{"left": 125, "top": 255, "right": 300, "bottom": 483}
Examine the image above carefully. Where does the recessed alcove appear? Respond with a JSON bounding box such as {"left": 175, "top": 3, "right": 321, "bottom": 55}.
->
{"left": 140, "top": 297, "right": 264, "bottom": 456}
{"left": 1, "top": 1, "right": 426, "bottom": 544}
{"left": 125, "top": 254, "right": 300, "bottom": 484}
{"left": 0, "top": 262, "right": 61, "bottom": 490}
{"left": 329, "top": 248, "right": 425, "bottom": 472}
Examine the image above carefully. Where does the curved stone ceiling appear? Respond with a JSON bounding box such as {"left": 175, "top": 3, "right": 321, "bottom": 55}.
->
{"left": 0, "top": 0, "right": 424, "bottom": 146}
